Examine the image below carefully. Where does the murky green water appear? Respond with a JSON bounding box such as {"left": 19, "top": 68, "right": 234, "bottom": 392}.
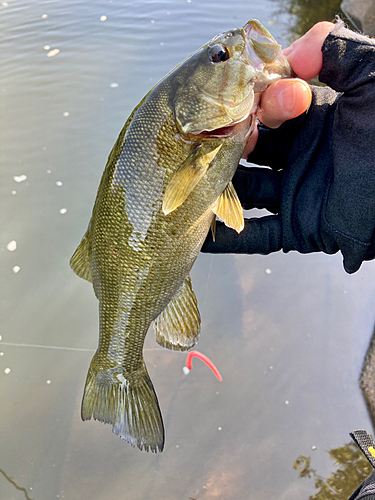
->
{"left": 2, "top": 1, "right": 375, "bottom": 499}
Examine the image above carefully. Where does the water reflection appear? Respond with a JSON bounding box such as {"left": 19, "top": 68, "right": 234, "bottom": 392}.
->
{"left": 361, "top": 324, "right": 375, "bottom": 428}
{"left": 294, "top": 441, "right": 371, "bottom": 499}
{"left": 272, "top": 0, "right": 343, "bottom": 41}
{"left": 0, "top": 468, "right": 33, "bottom": 500}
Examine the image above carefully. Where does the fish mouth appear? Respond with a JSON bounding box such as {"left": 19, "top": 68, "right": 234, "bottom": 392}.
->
{"left": 242, "top": 19, "right": 283, "bottom": 67}
{"left": 198, "top": 123, "right": 242, "bottom": 138}
{"left": 188, "top": 114, "right": 255, "bottom": 140}
{"left": 242, "top": 19, "right": 292, "bottom": 91}
{"left": 243, "top": 19, "right": 278, "bottom": 42}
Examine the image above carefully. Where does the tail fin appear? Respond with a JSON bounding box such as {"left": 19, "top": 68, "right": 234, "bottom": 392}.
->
{"left": 81, "top": 360, "right": 164, "bottom": 453}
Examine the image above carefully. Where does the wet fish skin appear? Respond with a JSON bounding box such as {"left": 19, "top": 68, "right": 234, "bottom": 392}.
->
{"left": 70, "top": 19, "right": 292, "bottom": 453}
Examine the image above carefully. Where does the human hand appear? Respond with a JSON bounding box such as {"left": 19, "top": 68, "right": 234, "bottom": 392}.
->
{"left": 242, "top": 21, "right": 334, "bottom": 158}
{"left": 202, "top": 20, "right": 375, "bottom": 273}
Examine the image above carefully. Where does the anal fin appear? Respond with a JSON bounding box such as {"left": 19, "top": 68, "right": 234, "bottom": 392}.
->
{"left": 154, "top": 276, "right": 200, "bottom": 351}
{"left": 213, "top": 181, "right": 244, "bottom": 233}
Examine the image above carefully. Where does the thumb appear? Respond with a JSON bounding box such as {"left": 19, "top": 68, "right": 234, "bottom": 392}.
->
{"left": 243, "top": 78, "right": 312, "bottom": 157}
{"left": 257, "top": 78, "right": 312, "bottom": 129}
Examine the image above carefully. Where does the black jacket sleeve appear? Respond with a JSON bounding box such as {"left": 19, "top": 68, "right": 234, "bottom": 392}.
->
{"left": 202, "top": 22, "right": 375, "bottom": 273}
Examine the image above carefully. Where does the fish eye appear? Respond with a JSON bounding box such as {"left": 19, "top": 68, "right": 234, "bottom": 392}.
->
{"left": 208, "top": 44, "right": 230, "bottom": 63}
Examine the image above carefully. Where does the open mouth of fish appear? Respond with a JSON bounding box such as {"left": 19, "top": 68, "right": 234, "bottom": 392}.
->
{"left": 188, "top": 112, "right": 256, "bottom": 141}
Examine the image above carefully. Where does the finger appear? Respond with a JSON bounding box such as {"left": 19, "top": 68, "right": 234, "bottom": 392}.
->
{"left": 242, "top": 79, "right": 312, "bottom": 158}
{"left": 201, "top": 217, "right": 282, "bottom": 255}
{"left": 283, "top": 21, "right": 334, "bottom": 80}
{"left": 257, "top": 78, "right": 312, "bottom": 129}
{"left": 242, "top": 122, "right": 258, "bottom": 158}
{"left": 233, "top": 165, "right": 282, "bottom": 212}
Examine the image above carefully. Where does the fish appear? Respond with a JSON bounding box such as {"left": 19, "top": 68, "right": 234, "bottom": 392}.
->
{"left": 70, "top": 19, "right": 292, "bottom": 453}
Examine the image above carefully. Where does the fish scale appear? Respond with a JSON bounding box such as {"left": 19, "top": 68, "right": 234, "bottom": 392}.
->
{"left": 71, "top": 18, "right": 292, "bottom": 452}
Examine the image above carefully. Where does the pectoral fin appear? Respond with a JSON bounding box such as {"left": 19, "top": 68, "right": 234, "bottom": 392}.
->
{"left": 211, "top": 216, "right": 216, "bottom": 242}
{"left": 213, "top": 181, "right": 244, "bottom": 233}
{"left": 162, "top": 144, "right": 222, "bottom": 215}
{"left": 154, "top": 276, "right": 200, "bottom": 351}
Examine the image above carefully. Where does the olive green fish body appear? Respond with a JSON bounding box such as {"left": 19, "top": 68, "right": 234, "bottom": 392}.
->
{"left": 71, "top": 19, "right": 292, "bottom": 452}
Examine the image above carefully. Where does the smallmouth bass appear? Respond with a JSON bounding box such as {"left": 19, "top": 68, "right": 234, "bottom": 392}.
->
{"left": 71, "top": 19, "right": 291, "bottom": 452}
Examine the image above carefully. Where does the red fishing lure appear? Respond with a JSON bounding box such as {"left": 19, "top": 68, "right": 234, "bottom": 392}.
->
{"left": 185, "top": 350, "right": 222, "bottom": 381}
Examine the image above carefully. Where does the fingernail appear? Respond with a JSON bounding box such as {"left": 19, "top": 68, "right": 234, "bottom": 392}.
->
{"left": 278, "top": 82, "right": 297, "bottom": 112}
{"left": 278, "top": 80, "right": 311, "bottom": 113}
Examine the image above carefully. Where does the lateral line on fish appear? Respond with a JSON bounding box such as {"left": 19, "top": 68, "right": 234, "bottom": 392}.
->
{"left": 0, "top": 342, "right": 164, "bottom": 353}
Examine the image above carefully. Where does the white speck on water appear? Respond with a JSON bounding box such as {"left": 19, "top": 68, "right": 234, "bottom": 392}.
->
{"left": 187, "top": 0, "right": 192, "bottom": 3}
{"left": 265, "top": 268, "right": 272, "bottom": 274}
{"left": 12, "top": 266, "right": 20, "bottom": 274}
{"left": 59, "top": 208, "right": 67, "bottom": 214}
{"left": 42, "top": 14, "right": 48, "bottom": 18}
{"left": 4, "top": 368, "right": 11, "bottom": 375}
{"left": 63, "top": 111, "right": 69, "bottom": 117}
{"left": 7, "top": 240, "right": 17, "bottom": 252}
{"left": 167, "top": 11, "right": 170, "bottom": 14}
{"left": 312, "top": 445, "right": 317, "bottom": 450}
{"left": 182, "top": 366, "right": 190, "bottom": 375}
{"left": 216, "top": 391, "right": 219, "bottom": 395}
{"left": 42, "top": 146, "right": 47, "bottom": 151}
{"left": 0, "top": 353, "right": 3, "bottom": 357}
{"left": 176, "top": 445, "right": 179, "bottom": 448}
{"left": 100, "top": 15, "right": 107, "bottom": 21}
{"left": 110, "top": 82, "right": 119, "bottom": 88}
{"left": 0, "top": 335, "right": 2, "bottom": 341}
{"left": 47, "top": 49, "right": 60, "bottom": 57}
{"left": 13, "top": 175, "right": 27, "bottom": 183}
{"left": 46, "top": 380, "right": 51, "bottom": 384}
{"left": 56, "top": 181, "right": 63, "bottom": 186}
{"left": 285, "top": 400, "right": 289, "bottom": 405}
{"left": 343, "top": 290, "right": 348, "bottom": 294}
{"left": 160, "top": 42, "right": 164, "bottom": 46}
{"left": 46, "top": 169, "right": 51, "bottom": 174}
{"left": 269, "top": 365, "right": 273, "bottom": 371}
{"left": 44, "top": 45, "right": 50, "bottom": 50}
{"left": 11, "top": 190, "right": 16, "bottom": 195}
{"left": 306, "top": 333, "right": 311, "bottom": 338}
{"left": 2, "top": 2, "right": 9, "bottom": 6}
{"left": 151, "top": 19, "right": 155, "bottom": 23}
{"left": 218, "top": 427, "right": 222, "bottom": 431}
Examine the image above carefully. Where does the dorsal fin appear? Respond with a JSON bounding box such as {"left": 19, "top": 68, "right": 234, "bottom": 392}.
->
{"left": 70, "top": 225, "right": 93, "bottom": 283}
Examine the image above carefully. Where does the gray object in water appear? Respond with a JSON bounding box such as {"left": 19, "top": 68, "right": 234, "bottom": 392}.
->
{"left": 341, "top": 0, "right": 375, "bottom": 36}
